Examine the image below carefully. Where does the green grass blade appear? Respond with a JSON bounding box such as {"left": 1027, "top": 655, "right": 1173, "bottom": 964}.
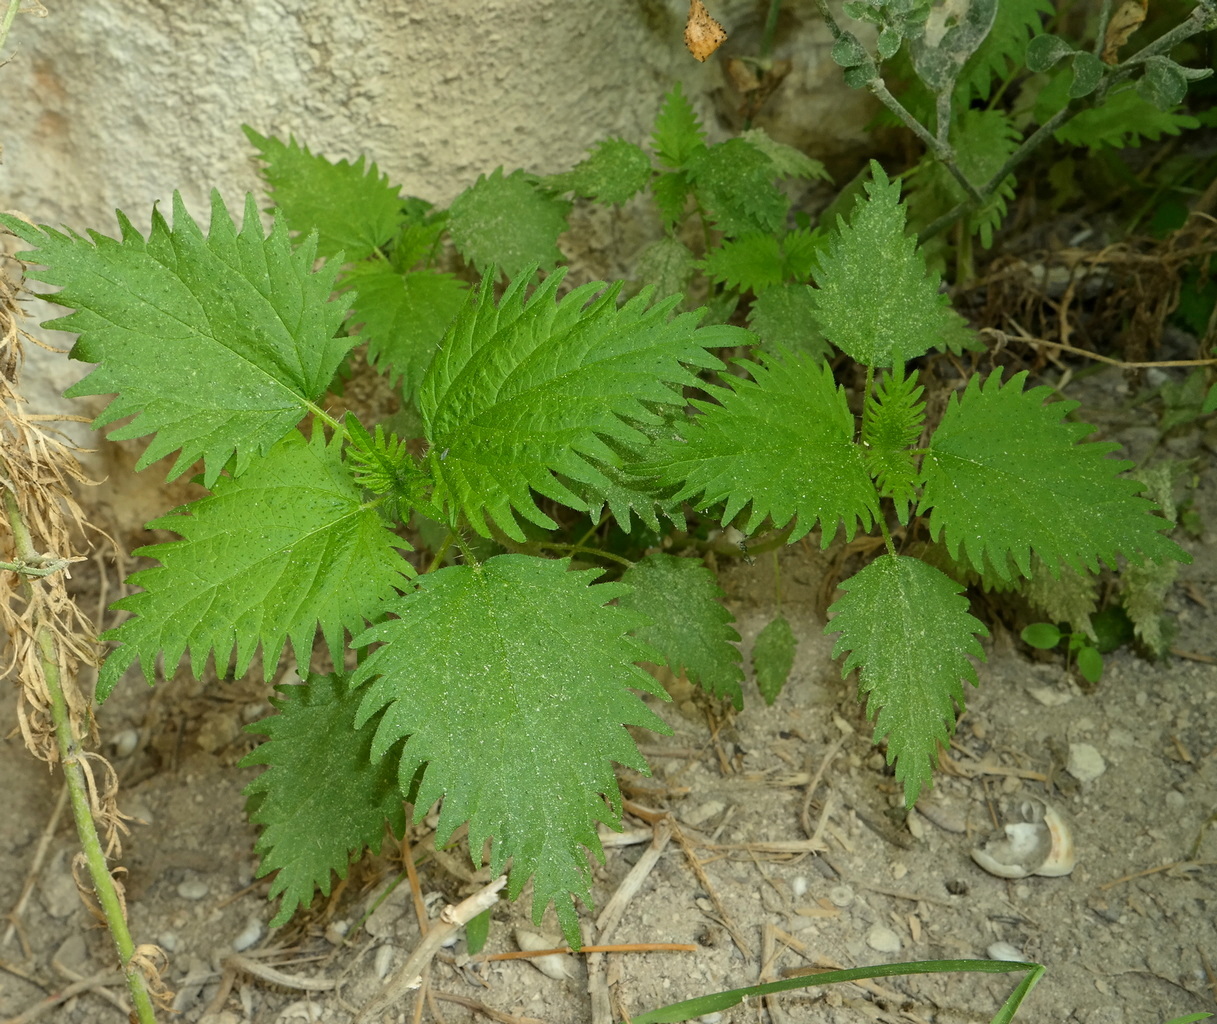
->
{"left": 988, "top": 962, "right": 1045, "bottom": 1024}
{"left": 626, "top": 958, "right": 1042, "bottom": 1024}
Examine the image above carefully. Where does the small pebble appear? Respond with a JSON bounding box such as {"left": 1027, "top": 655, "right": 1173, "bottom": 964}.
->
{"left": 1067, "top": 743, "right": 1107, "bottom": 783}
{"left": 55, "top": 934, "right": 88, "bottom": 973}
{"left": 791, "top": 875, "right": 808, "bottom": 899}
{"left": 1027, "top": 686, "right": 1072, "bottom": 707}
{"left": 828, "top": 885, "right": 854, "bottom": 908}
{"left": 114, "top": 728, "right": 140, "bottom": 758}
{"left": 374, "top": 943, "right": 395, "bottom": 979}
{"left": 233, "top": 918, "right": 263, "bottom": 952}
{"left": 1165, "top": 790, "right": 1185, "bottom": 811}
{"left": 987, "top": 941, "right": 1025, "bottom": 962}
{"left": 177, "top": 879, "right": 209, "bottom": 901}
{"left": 892, "top": 862, "right": 907, "bottom": 881}
{"left": 905, "top": 809, "right": 926, "bottom": 839}
{"left": 698, "top": 1014, "right": 724, "bottom": 1024}
{"left": 916, "top": 801, "right": 966, "bottom": 834}
{"left": 684, "top": 800, "right": 725, "bottom": 827}
{"left": 158, "top": 932, "right": 180, "bottom": 953}
{"left": 865, "top": 924, "right": 901, "bottom": 954}
{"left": 40, "top": 864, "right": 81, "bottom": 919}
{"left": 515, "top": 929, "right": 569, "bottom": 980}
{"left": 325, "top": 921, "right": 350, "bottom": 946}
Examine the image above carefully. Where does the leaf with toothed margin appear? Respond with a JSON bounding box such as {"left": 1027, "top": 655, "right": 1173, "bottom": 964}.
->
{"left": 0, "top": 192, "right": 353, "bottom": 486}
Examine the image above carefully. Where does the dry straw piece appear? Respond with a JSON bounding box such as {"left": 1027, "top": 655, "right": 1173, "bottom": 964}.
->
{"left": 685, "top": 0, "right": 727, "bottom": 62}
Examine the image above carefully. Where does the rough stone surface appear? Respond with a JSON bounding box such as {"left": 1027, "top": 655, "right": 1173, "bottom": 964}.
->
{"left": 1068, "top": 742, "right": 1107, "bottom": 783}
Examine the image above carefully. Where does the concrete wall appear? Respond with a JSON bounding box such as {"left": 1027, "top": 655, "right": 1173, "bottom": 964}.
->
{"left": 1, "top": 0, "right": 877, "bottom": 525}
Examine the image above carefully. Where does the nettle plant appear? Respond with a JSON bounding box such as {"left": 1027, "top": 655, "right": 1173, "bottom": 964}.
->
{"left": 2, "top": 162, "right": 1187, "bottom": 943}
{"left": 4, "top": 0, "right": 1211, "bottom": 944}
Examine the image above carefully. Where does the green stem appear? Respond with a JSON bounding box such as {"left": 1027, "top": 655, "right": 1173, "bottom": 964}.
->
{"left": 574, "top": 511, "right": 610, "bottom": 551}
{"left": 3, "top": 490, "right": 159, "bottom": 1024}
{"left": 918, "top": 3, "right": 1216, "bottom": 245}
{"left": 0, "top": 555, "right": 75, "bottom": 577}
{"left": 758, "top": 0, "right": 783, "bottom": 63}
{"left": 535, "top": 541, "right": 633, "bottom": 569}
{"left": 877, "top": 512, "right": 896, "bottom": 558}
{"left": 304, "top": 400, "right": 344, "bottom": 434}
{"left": 426, "top": 531, "right": 457, "bottom": 574}
{"left": 0, "top": 0, "right": 23, "bottom": 53}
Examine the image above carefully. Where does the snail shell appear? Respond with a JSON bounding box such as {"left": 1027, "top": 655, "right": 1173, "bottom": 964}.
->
{"left": 971, "top": 799, "right": 1076, "bottom": 879}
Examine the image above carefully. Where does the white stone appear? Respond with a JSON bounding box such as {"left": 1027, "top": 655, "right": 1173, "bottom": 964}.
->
{"left": 1067, "top": 743, "right": 1107, "bottom": 783}
{"left": 374, "top": 943, "right": 395, "bottom": 979}
{"left": 987, "top": 941, "right": 1024, "bottom": 962}
{"left": 177, "top": 878, "right": 209, "bottom": 901}
{"left": 1027, "top": 686, "right": 1072, "bottom": 707}
{"left": 232, "top": 917, "right": 263, "bottom": 952}
{"left": 865, "top": 924, "right": 901, "bottom": 954}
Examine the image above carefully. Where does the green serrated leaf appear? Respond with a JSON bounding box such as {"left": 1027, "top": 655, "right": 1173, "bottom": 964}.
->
{"left": 98, "top": 429, "right": 413, "bottom": 698}
{"left": 918, "top": 370, "right": 1190, "bottom": 581}
{"left": 738, "top": 128, "right": 831, "bottom": 183}
{"left": 652, "top": 171, "right": 693, "bottom": 228}
{"left": 1158, "top": 368, "right": 1211, "bottom": 431}
{"left": 780, "top": 228, "right": 827, "bottom": 282}
{"left": 811, "top": 161, "right": 964, "bottom": 367}
{"left": 826, "top": 555, "right": 987, "bottom": 804}
{"left": 343, "top": 264, "right": 469, "bottom": 399}
{"left": 568, "top": 418, "right": 689, "bottom": 535}
{"left": 1121, "top": 461, "right": 1182, "bottom": 656}
{"left": 243, "top": 127, "right": 403, "bottom": 262}
{"left": 242, "top": 672, "right": 407, "bottom": 927}
{"left": 753, "top": 614, "right": 796, "bottom": 706}
{"left": 647, "top": 352, "right": 880, "bottom": 545}
{"left": 1023, "top": 556, "right": 1098, "bottom": 641}
{"left": 634, "top": 236, "right": 697, "bottom": 300}
{"left": 343, "top": 413, "right": 424, "bottom": 523}
{"left": 700, "top": 234, "right": 786, "bottom": 293}
{"left": 545, "top": 138, "right": 653, "bottom": 206}
{"left": 389, "top": 201, "right": 447, "bottom": 270}
{"left": 906, "top": 110, "right": 1020, "bottom": 250}
{"left": 863, "top": 363, "right": 925, "bottom": 521}
{"left": 447, "top": 168, "right": 572, "bottom": 279}
{"left": 1044, "top": 81, "right": 1199, "bottom": 150}
{"left": 651, "top": 82, "right": 707, "bottom": 169}
{"left": 619, "top": 553, "right": 744, "bottom": 708}
{"left": 350, "top": 555, "right": 671, "bottom": 946}
{"left": 417, "top": 268, "right": 738, "bottom": 540}
{"left": 746, "top": 284, "right": 833, "bottom": 363}
{"left": 0, "top": 193, "right": 353, "bottom": 486}
{"left": 686, "top": 140, "right": 790, "bottom": 239}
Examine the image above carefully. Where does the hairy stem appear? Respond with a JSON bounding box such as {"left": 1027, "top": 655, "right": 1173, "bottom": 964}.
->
{"left": 920, "top": 3, "right": 1216, "bottom": 244}
{"left": 2, "top": 490, "right": 159, "bottom": 1024}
